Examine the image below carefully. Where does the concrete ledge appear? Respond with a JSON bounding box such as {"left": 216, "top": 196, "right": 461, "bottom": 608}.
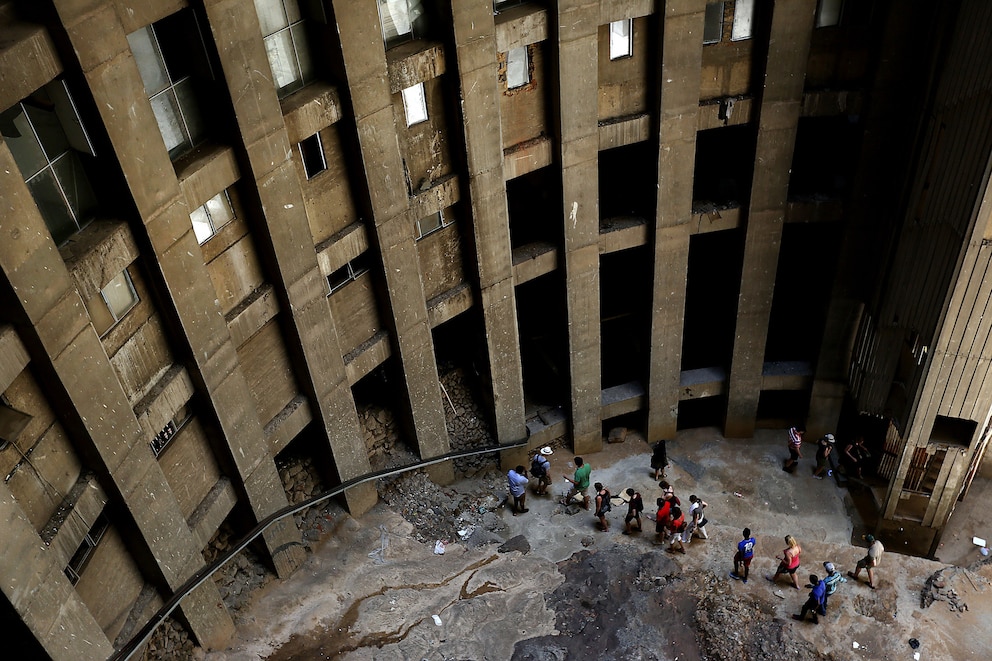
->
{"left": 281, "top": 82, "right": 344, "bottom": 145}
{"left": 512, "top": 241, "right": 558, "bottom": 284}
{"left": 599, "top": 113, "right": 651, "bottom": 150}
{"left": 41, "top": 472, "right": 108, "bottom": 568}
{"left": 226, "top": 285, "right": 279, "bottom": 348}
{"left": 134, "top": 365, "right": 195, "bottom": 442}
{"left": 785, "top": 198, "right": 845, "bottom": 223}
{"left": 344, "top": 331, "right": 392, "bottom": 386}
{"left": 176, "top": 143, "right": 240, "bottom": 212}
{"left": 697, "top": 96, "right": 754, "bottom": 130}
{"left": 691, "top": 205, "right": 742, "bottom": 234}
{"left": 188, "top": 477, "right": 239, "bottom": 549}
{"left": 316, "top": 222, "right": 370, "bottom": 277}
{"left": 525, "top": 406, "right": 567, "bottom": 447}
{"left": 601, "top": 381, "right": 646, "bottom": 420}
{"left": 801, "top": 89, "right": 864, "bottom": 118}
{"left": 495, "top": 4, "right": 549, "bottom": 52}
{"left": 504, "top": 136, "right": 553, "bottom": 179}
{"left": 264, "top": 395, "right": 312, "bottom": 456}
{"left": 387, "top": 40, "right": 446, "bottom": 93}
{"left": 0, "top": 18, "right": 61, "bottom": 111}
{"left": 679, "top": 367, "right": 727, "bottom": 399}
{"left": 0, "top": 324, "right": 30, "bottom": 392}
{"left": 410, "top": 174, "right": 460, "bottom": 219}
{"left": 600, "top": 0, "right": 654, "bottom": 23}
{"left": 599, "top": 216, "right": 649, "bottom": 253}
{"left": 61, "top": 219, "right": 141, "bottom": 301}
{"left": 761, "top": 360, "right": 813, "bottom": 391}
{"left": 427, "top": 283, "right": 474, "bottom": 328}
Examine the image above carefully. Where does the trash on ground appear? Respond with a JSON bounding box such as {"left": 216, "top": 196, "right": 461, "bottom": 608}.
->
{"left": 433, "top": 540, "right": 446, "bottom": 555}
{"left": 973, "top": 536, "right": 987, "bottom": 547}
{"left": 432, "top": 615, "right": 442, "bottom": 626}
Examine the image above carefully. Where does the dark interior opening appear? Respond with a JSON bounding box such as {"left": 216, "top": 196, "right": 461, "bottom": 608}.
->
{"left": 693, "top": 125, "right": 757, "bottom": 210}
{"left": 683, "top": 228, "right": 745, "bottom": 371}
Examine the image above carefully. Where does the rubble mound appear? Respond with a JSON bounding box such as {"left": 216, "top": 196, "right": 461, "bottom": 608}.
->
{"left": 921, "top": 565, "right": 990, "bottom": 612}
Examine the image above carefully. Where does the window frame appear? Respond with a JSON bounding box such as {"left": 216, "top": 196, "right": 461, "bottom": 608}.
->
{"left": 506, "top": 47, "right": 530, "bottom": 89}
{"left": 415, "top": 209, "right": 452, "bottom": 240}
{"left": 609, "top": 19, "right": 633, "bottom": 60}
{"left": 731, "top": 0, "right": 755, "bottom": 42}
{"left": 150, "top": 403, "right": 193, "bottom": 458}
{"left": 89, "top": 269, "right": 140, "bottom": 337}
{"left": 190, "top": 190, "right": 236, "bottom": 244}
{"left": 64, "top": 514, "right": 110, "bottom": 586}
{"left": 402, "top": 83, "right": 429, "bottom": 127}
{"left": 255, "top": 0, "right": 316, "bottom": 98}
{"left": 299, "top": 133, "right": 327, "bottom": 179}
{"left": 703, "top": 2, "right": 725, "bottom": 45}
{"left": 378, "top": 0, "right": 426, "bottom": 48}
{"left": 327, "top": 253, "right": 371, "bottom": 294}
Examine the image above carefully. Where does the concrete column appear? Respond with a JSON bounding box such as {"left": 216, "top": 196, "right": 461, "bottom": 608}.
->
{"left": 647, "top": 0, "right": 707, "bottom": 443}
{"left": 200, "top": 0, "right": 376, "bottom": 516}
{"left": 725, "top": 0, "right": 818, "bottom": 437}
{"left": 49, "top": 0, "right": 305, "bottom": 578}
{"left": 449, "top": 0, "right": 528, "bottom": 461}
{"left": 330, "top": 0, "right": 452, "bottom": 478}
{"left": 554, "top": 0, "right": 602, "bottom": 454}
{"left": 1, "top": 481, "right": 112, "bottom": 661}
{"left": 0, "top": 142, "right": 234, "bottom": 649}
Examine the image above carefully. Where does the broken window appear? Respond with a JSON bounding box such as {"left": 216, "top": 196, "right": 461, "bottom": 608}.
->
{"left": 64, "top": 514, "right": 109, "bottom": 585}
{"left": 506, "top": 47, "right": 530, "bottom": 88}
{"left": 0, "top": 79, "right": 99, "bottom": 245}
{"left": 86, "top": 269, "right": 139, "bottom": 337}
{"left": 731, "top": 0, "right": 754, "bottom": 41}
{"left": 327, "top": 252, "right": 371, "bottom": 294}
{"left": 189, "top": 190, "right": 235, "bottom": 244}
{"left": 402, "top": 83, "right": 429, "bottom": 126}
{"left": 609, "top": 19, "right": 633, "bottom": 60}
{"left": 703, "top": 3, "right": 724, "bottom": 44}
{"left": 254, "top": 0, "right": 315, "bottom": 98}
{"left": 128, "top": 10, "right": 213, "bottom": 160}
{"left": 299, "top": 133, "right": 327, "bottom": 179}
{"left": 378, "top": 0, "right": 426, "bottom": 48}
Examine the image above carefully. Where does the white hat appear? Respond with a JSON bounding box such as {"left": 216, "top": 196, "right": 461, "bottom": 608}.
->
{"left": 824, "top": 434, "right": 835, "bottom": 443}
{"left": 540, "top": 446, "right": 554, "bottom": 455}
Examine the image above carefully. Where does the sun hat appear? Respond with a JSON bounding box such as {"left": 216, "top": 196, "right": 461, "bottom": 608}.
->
{"left": 540, "top": 446, "right": 554, "bottom": 455}
{"left": 823, "top": 561, "right": 835, "bottom": 572}
{"left": 824, "top": 433, "right": 835, "bottom": 443}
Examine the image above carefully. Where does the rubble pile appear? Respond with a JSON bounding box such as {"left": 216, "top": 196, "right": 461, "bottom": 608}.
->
{"left": 921, "top": 566, "right": 988, "bottom": 612}
{"left": 440, "top": 367, "right": 500, "bottom": 477}
{"left": 144, "top": 617, "right": 198, "bottom": 661}
{"left": 359, "top": 404, "right": 412, "bottom": 470}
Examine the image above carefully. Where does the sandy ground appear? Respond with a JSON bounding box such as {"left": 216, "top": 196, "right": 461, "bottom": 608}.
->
{"left": 204, "top": 428, "right": 992, "bottom": 660}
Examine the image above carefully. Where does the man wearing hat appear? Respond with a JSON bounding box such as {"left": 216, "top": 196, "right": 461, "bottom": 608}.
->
{"left": 819, "top": 561, "right": 847, "bottom": 614}
{"left": 849, "top": 535, "right": 884, "bottom": 589}
{"left": 530, "top": 446, "right": 553, "bottom": 495}
{"left": 812, "top": 433, "right": 836, "bottom": 480}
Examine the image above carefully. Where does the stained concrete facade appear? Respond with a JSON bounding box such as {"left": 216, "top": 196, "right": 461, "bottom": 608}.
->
{"left": 1, "top": 0, "right": 992, "bottom": 658}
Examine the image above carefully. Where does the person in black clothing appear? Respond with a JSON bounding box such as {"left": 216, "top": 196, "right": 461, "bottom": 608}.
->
{"left": 594, "top": 483, "right": 612, "bottom": 532}
{"left": 623, "top": 488, "right": 644, "bottom": 534}
{"left": 651, "top": 440, "right": 669, "bottom": 480}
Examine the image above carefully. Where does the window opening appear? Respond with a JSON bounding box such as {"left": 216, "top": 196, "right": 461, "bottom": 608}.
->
{"left": 609, "top": 19, "right": 633, "bottom": 60}
{"left": 402, "top": 83, "right": 429, "bottom": 126}
{"left": 703, "top": 3, "right": 724, "bottom": 44}
{"left": 0, "top": 80, "right": 99, "bottom": 245}
{"left": 416, "top": 209, "right": 452, "bottom": 239}
{"left": 731, "top": 0, "right": 754, "bottom": 41}
{"left": 150, "top": 403, "right": 193, "bottom": 457}
{"left": 0, "top": 401, "right": 33, "bottom": 454}
{"left": 299, "top": 133, "right": 327, "bottom": 179}
{"left": 64, "top": 514, "right": 110, "bottom": 585}
{"left": 327, "top": 253, "right": 371, "bottom": 294}
{"left": 128, "top": 13, "right": 210, "bottom": 160}
{"left": 89, "top": 269, "right": 139, "bottom": 337}
{"left": 816, "top": 0, "right": 843, "bottom": 27}
{"left": 506, "top": 47, "right": 530, "bottom": 88}
{"left": 190, "top": 190, "right": 235, "bottom": 243}
{"left": 379, "top": 0, "right": 425, "bottom": 47}
{"left": 254, "top": 0, "right": 315, "bottom": 98}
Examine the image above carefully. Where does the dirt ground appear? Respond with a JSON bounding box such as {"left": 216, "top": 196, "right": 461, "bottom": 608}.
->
{"left": 203, "top": 428, "right": 992, "bottom": 661}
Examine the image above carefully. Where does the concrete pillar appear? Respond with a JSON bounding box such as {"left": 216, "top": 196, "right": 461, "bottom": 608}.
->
{"left": 554, "top": 0, "right": 602, "bottom": 454}
{"left": 0, "top": 141, "right": 234, "bottom": 649}
{"left": 725, "top": 0, "right": 818, "bottom": 437}
{"left": 48, "top": 0, "right": 305, "bottom": 578}
{"left": 449, "top": 0, "right": 528, "bottom": 461}
{"left": 1, "top": 481, "right": 112, "bottom": 661}
{"left": 330, "top": 0, "right": 452, "bottom": 479}
{"left": 647, "top": 0, "right": 707, "bottom": 443}
{"left": 200, "top": 0, "right": 376, "bottom": 516}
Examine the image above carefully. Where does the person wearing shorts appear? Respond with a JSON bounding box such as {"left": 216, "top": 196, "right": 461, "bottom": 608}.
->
{"left": 731, "top": 528, "right": 756, "bottom": 583}
{"left": 766, "top": 534, "right": 802, "bottom": 589}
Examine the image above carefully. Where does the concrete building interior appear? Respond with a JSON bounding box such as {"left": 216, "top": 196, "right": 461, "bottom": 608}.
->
{"left": 3, "top": 0, "right": 992, "bottom": 658}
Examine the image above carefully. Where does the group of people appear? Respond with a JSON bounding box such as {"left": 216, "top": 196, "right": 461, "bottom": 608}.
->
{"left": 782, "top": 425, "right": 873, "bottom": 480}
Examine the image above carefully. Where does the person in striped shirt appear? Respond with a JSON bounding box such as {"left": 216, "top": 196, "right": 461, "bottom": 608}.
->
{"left": 783, "top": 424, "right": 805, "bottom": 473}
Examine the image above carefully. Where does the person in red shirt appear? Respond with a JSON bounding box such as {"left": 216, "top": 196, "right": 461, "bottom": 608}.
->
{"left": 665, "top": 505, "right": 687, "bottom": 554}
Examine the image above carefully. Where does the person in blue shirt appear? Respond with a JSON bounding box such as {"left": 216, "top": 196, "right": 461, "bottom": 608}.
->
{"left": 819, "top": 562, "right": 847, "bottom": 614}
{"left": 507, "top": 466, "right": 530, "bottom": 515}
{"left": 793, "top": 574, "right": 826, "bottom": 624}
{"left": 730, "top": 528, "right": 756, "bottom": 583}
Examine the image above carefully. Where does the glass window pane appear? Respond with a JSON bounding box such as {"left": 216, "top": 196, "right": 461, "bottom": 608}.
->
{"left": 731, "top": 0, "right": 754, "bottom": 41}
{"left": 174, "top": 79, "right": 206, "bottom": 148}
{"left": 86, "top": 290, "right": 115, "bottom": 336}
{"left": 190, "top": 205, "right": 213, "bottom": 243}
{"left": 264, "top": 30, "right": 303, "bottom": 93}
{"left": 402, "top": 83, "right": 428, "bottom": 126}
{"left": 816, "top": 0, "right": 843, "bottom": 27}
{"left": 507, "top": 47, "right": 529, "bottom": 88}
{"left": 205, "top": 191, "right": 235, "bottom": 227}
{"left": 150, "top": 91, "right": 188, "bottom": 155}
{"left": 51, "top": 152, "right": 98, "bottom": 226}
{"left": 102, "top": 271, "right": 138, "bottom": 320}
{"left": 0, "top": 105, "right": 47, "bottom": 178}
{"left": 24, "top": 103, "right": 69, "bottom": 161}
{"left": 704, "top": 3, "right": 724, "bottom": 44}
{"left": 254, "top": 0, "right": 289, "bottom": 36}
{"left": 291, "top": 23, "right": 314, "bottom": 85}
{"left": 609, "top": 19, "right": 632, "bottom": 60}
{"left": 380, "top": 0, "right": 412, "bottom": 43}
{"left": 27, "top": 168, "right": 77, "bottom": 245}
{"left": 417, "top": 211, "right": 442, "bottom": 237}
{"left": 285, "top": 0, "right": 302, "bottom": 24}
{"left": 46, "top": 79, "right": 96, "bottom": 156}
{"left": 127, "top": 27, "right": 170, "bottom": 96}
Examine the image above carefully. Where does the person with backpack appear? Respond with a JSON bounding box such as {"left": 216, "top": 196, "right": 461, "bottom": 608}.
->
{"left": 530, "top": 446, "right": 553, "bottom": 495}
{"left": 685, "top": 494, "right": 709, "bottom": 543}
{"left": 594, "top": 483, "right": 612, "bottom": 531}
{"left": 623, "top": 488, "right": 644, "bottom": 534}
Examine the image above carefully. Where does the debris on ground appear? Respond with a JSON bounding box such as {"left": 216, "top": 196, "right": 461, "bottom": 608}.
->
{"left": 921, "top": 566, "right": 989, "bottom": 612}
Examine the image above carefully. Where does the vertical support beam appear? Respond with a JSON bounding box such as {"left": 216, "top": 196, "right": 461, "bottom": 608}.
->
{"left": 1, "top": 481, "right": 112, "bottom": 660}
{"left": 450, "top": 0, "right": 528, "bottom": 460}
{"left": 49, "top": 0, "right": 305, "bottom": 579}
{"left": 331, "top": 0, "right": 452, "bottom": 479}
{"left": 647, "top": 0, "right": 706, "bottom": 443}
{"left": 0, "top": 141, "right": 234, "bottom": 648}
{"left": 554, "top": 0, "right": 602, "bottom": 454}
{"left": 201, "top": 0, "right": 376, "bottom": 516}
{"left": 725, "top": 0, "right": 818, "bottom": 437}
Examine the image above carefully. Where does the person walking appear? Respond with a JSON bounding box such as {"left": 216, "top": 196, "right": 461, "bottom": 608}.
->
{"left": 623, "top": 488, "right": 644, "bottom": 534}
{"left": 651, "top": 439, "right": 669, "bottom": 480}
{"left": 766, "top": 534, "right": 803, "bottom": 589}
{"left": 811, "top": 434, "right": 836, "bottom": 479}
{"left": 665, "top": 505, "right": 687, "bottom": 554}
{"left": 819, "top": 562, "right": 847, "bottom": 614}
{"left": 730, "top": 528, "right": 757, "bottom": 583}
{"left": 792, "top": 574, "right": 826, "bottom": 624}
{"left": 594, "top": 483, "right": 612, "bottom": 531}
{"left": 848, "top": 534, "right": 884, "bottom": 589}
{"left": 562, "top": 457, "right": 591, "bottom": 509}
{"left": 783, "top": 425, "right": 805, "bottom": 473}
{"left": 685, "top": 494, "right": 709, "bottom": 543}
{"left": 507, "top": 465, "right": 529, "bottom": 515}
{"left": 530, "top": 446, "right": 553, "bottom": 495}
{"left": 843, "top": 436, "right": 871, "bottom": 479}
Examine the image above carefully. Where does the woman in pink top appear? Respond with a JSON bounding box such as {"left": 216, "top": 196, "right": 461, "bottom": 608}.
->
{"left": 766, "top": 535, "right": 802, "bottom": 589}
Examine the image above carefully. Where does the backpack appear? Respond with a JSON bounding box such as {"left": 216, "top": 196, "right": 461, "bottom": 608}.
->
{"left": 598, "top": 490, "right": 612, "bottom": 513}
{"left": 530, "top": 456, "right": 547, "bottom": 477}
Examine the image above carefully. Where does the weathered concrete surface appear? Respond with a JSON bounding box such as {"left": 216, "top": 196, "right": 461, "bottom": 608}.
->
{"left": 206, "top": 428, "right": 992, "bottom": 660}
